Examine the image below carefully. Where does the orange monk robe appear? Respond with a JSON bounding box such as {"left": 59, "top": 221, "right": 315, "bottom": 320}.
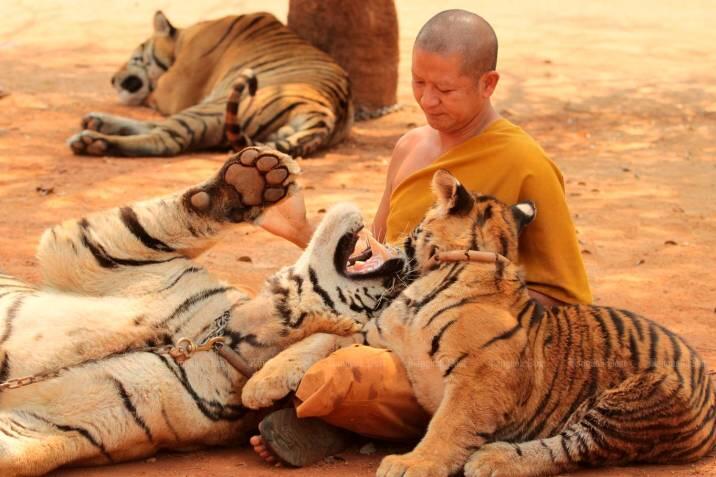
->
{"left": 386, "top": 119, "right": 592, "bottom": 305}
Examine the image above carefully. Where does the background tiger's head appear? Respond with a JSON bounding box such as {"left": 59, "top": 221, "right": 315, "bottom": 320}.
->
{"left": 111, "top": 11, "right": 178, "bottom": 105}
{"left": 409, "top": 169, "right": 536, "bottom": 273}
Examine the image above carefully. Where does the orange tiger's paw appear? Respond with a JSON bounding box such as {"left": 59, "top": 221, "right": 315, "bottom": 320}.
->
{"left": 186, "top": 146, "right": 300, "bottom": 223}
{"left": 81, "top": 113, "right": 105, "bottom": 132}
{"left": 464, "top": 442, "right": 526, "bottom": 477}
{"left": 81, "top": 112, "right": 128, "bottom": 135}
{"left": 68, "top": 130, "right": 110, "bottom": 156}
{"left": 377, "top": 453, "right": 449, "bottom": 477}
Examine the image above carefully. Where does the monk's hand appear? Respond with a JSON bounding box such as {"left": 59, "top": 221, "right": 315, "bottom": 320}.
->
{"left": 256, "top": 189, "right": 314, "bottom": 249}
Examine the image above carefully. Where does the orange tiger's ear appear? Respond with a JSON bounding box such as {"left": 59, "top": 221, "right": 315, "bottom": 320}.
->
{"left": 431, "top": 169, "right": 474, "bottom": 215}
{"left": 511, "top": 201, "right": 536, "bottom": 234}
{"left": 153, "top": 11, "right": 177, "bottom": 37}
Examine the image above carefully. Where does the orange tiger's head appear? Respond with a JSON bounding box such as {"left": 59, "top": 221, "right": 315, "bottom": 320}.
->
{"left": 111, "top": 11, "right": 178, "bottom": 105}
{"left": 408, "top": 169, "right": 536, "bottom": 273}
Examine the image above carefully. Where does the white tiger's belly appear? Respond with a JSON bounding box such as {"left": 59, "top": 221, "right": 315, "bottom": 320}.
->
{"left": 0, "top": 279, "right": 247, "bottom": 382}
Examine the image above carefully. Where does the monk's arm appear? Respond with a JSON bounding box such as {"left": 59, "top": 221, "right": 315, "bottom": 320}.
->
{"left": 528, "top": 289, "right": 565, "bottom": 306}
{"left": 256, "top": 189, "right": 314, "bottom": 249}
{"left": 372, "top": 186, "right": 392, "bottom": 243}
{"left": 519, "top": 166, "right": 592, "bottom": 305}
{"left": 372, "top": 133, "right": 413, "bottom": 242}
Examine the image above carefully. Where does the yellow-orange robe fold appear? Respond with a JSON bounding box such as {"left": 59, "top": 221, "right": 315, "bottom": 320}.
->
{"left": 386, "top": 119, "right": 591, "bottom": 304}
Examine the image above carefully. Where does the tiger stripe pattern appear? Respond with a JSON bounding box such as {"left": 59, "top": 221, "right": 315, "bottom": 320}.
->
{"left": 0, "top": 146, "right": 406, "bottom": 476}
{"left": 360, "top": 170, "right": 716, "bottom": 477}
{"left": 243, "top": 169, "right": 715, "bottom": 475}
{"left": 68, "top": 11, "right": 352, "bottom": 157}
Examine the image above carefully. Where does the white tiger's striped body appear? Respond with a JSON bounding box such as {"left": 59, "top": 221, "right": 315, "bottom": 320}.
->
{"left": 0, "top": 148, "right": 404, "bottom": 476}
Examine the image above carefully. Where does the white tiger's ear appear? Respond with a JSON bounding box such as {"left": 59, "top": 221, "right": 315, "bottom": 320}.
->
{"left": 511, "top": 201, "right": 536, "bottom": 234}
{"left": 153, "top": 11, "right": 177, "bottom": 37}
{"left": 431, "top": 169, "right": 473, "bottom": 215}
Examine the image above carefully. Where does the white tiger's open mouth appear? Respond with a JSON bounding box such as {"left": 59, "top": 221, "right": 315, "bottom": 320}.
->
{"left": 333, "top": 227, "right": 405, "bottom": 279}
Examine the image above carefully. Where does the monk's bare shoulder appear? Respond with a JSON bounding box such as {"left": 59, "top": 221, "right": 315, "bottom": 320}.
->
{"left": 372, "top": 127, "right": 440, "bottom": 240}
{"left": 393, "top": 126, "right": 436, "bottom": 157}
{"left": 390, "top": 126, "right": 440, "bottom": 188}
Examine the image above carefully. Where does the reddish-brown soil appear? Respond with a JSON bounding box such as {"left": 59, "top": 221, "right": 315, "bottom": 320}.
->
{"left": 1, "top": 1, "right": 714, "bottom": 476}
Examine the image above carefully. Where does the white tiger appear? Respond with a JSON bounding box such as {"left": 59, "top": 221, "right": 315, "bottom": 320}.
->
{"left": 0, "top": 146, "right": 407, "bottom": 476}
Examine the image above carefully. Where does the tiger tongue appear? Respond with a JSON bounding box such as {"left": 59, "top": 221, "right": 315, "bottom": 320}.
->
{"left": 346, "top": 231, "right": 392, "bottom": 274}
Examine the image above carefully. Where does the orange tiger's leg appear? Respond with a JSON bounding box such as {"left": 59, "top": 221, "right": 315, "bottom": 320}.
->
{"left": 80, "top": 112, "right": 157, "bottom": 136}
{"left": 377, "top": 377, "right": 514, "bottom": 477}
{"left": 68, "top": 100, "right": 226, "bottom": 157}
{"left": 225, "top": 78, "right": 347, "bottom": 159}
{"left": 263, "top": 110, "right": 334, "bottom": 158}
{"left": 293, "top": 344, "right": 430, "bottom": 440}
{"left": 464, "top": 370, "right": 716, "bottom": 477}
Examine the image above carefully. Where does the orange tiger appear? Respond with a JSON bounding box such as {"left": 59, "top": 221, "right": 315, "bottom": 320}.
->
{"left": 68, "top": 11, "right": 352, "bottom": 157}
{"left": 359, "top": 170, "right": 716, "bottom": 477}
{"left": 206, "top": 167, "right": 714, "bottom": 475}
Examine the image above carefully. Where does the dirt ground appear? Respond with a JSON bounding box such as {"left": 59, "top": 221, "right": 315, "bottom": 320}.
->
{"left": 1, "top": 1, "right": 715, "bottom": 476}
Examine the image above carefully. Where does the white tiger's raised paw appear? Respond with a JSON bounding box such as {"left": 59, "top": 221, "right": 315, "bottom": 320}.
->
{"left": 185, "top": 146, "right": 300, "bottom": 224}
{"left": 241, "top": 356, "right": 309, "bottom": 409}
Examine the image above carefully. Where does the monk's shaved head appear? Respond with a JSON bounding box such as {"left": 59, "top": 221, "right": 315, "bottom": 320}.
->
{"left": 415, "top": 10, "right": 498, "bottom": 76}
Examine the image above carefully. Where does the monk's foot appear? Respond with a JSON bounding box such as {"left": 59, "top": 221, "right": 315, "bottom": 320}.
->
{"left": 251, "top": 408, "right": 350, "bottom": 467}
{"left": 250, "top": 434, "right": 280, "bottom": 466}
{"left": 185, "top": 146, "right": 300, "bottom": 223}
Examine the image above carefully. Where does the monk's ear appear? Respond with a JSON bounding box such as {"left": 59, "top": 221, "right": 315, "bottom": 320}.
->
{"left": 153, "top": 11, "right": 177, "bottom": 37}
{"left": 511, "top": 201, "right": 536, "bottom": 234}
{"left": 431, "top": 170, "right": 474, "bottom": 215}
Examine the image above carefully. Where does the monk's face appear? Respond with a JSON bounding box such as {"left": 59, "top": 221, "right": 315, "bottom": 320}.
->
{"left": 411, "top": 48, "right": 494, "bottom": 132}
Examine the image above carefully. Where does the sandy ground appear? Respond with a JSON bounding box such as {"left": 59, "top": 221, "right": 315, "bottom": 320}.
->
{"left": 1, "top": 0, "right": 715, "bottom": 475}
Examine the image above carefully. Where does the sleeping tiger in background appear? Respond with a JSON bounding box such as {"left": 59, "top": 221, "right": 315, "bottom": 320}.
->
{"left": 0, "top": 146, "right": 408, "bottom": 476}
{"left": 67, "top": 11, "right": 352, "bottom": 158}
{"left": 243, "top": 170, "right": 716, "bottom": 477}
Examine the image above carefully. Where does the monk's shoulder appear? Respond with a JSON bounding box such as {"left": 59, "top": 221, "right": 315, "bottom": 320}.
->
{"left": 490, "top": 121, "right": 561, "bottom": 179}
{"left": 390, "top": 127, "right": 439, "bottom": 184}
{"left": 394, "top": 126, "right": 436, "bottom": 157}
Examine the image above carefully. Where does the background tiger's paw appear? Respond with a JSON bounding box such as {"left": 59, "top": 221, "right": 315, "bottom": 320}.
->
{"left": 464, "top": 442, "right": 523, "bottom": 477}
{"left": 241, "top": 359, "right": 305, "bottom": 409}
{"left": 186, "top": 146, "right": 300, "bottom": 222}
{"left": 81, "top": 112, "right": 110, "bottom": 133}
{"left": 81, "top": 112, "right": 148, "bottom": 135}
{"left": 377, "top": 453, "right": 449, "bottom": 477}
{"left": 67, "top": 130, "right": 111, "bottom": 156}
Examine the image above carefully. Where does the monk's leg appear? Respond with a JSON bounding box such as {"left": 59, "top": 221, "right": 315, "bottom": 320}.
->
{"left": 251, "top": 345, "right": 429, "bottom": 466}
{"left": 295, "top": 345, "right": 429, "bottom": 439}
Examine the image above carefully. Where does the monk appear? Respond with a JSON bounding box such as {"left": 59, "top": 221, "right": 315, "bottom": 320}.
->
{"left": 251, "top": 9, "right": 592, "bottom": 466}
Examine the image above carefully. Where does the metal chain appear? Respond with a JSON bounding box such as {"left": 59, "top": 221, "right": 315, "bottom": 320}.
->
{"left": 206, "top": 310, "right": 230, "bottom": 342}
{"left": 0, "top": 311, "right": 231, "bottom": 392}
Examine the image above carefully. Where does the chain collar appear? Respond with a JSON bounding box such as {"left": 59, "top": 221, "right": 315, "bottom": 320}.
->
{"left": 0, "top": 309, "right": 254, "bottom": 392}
